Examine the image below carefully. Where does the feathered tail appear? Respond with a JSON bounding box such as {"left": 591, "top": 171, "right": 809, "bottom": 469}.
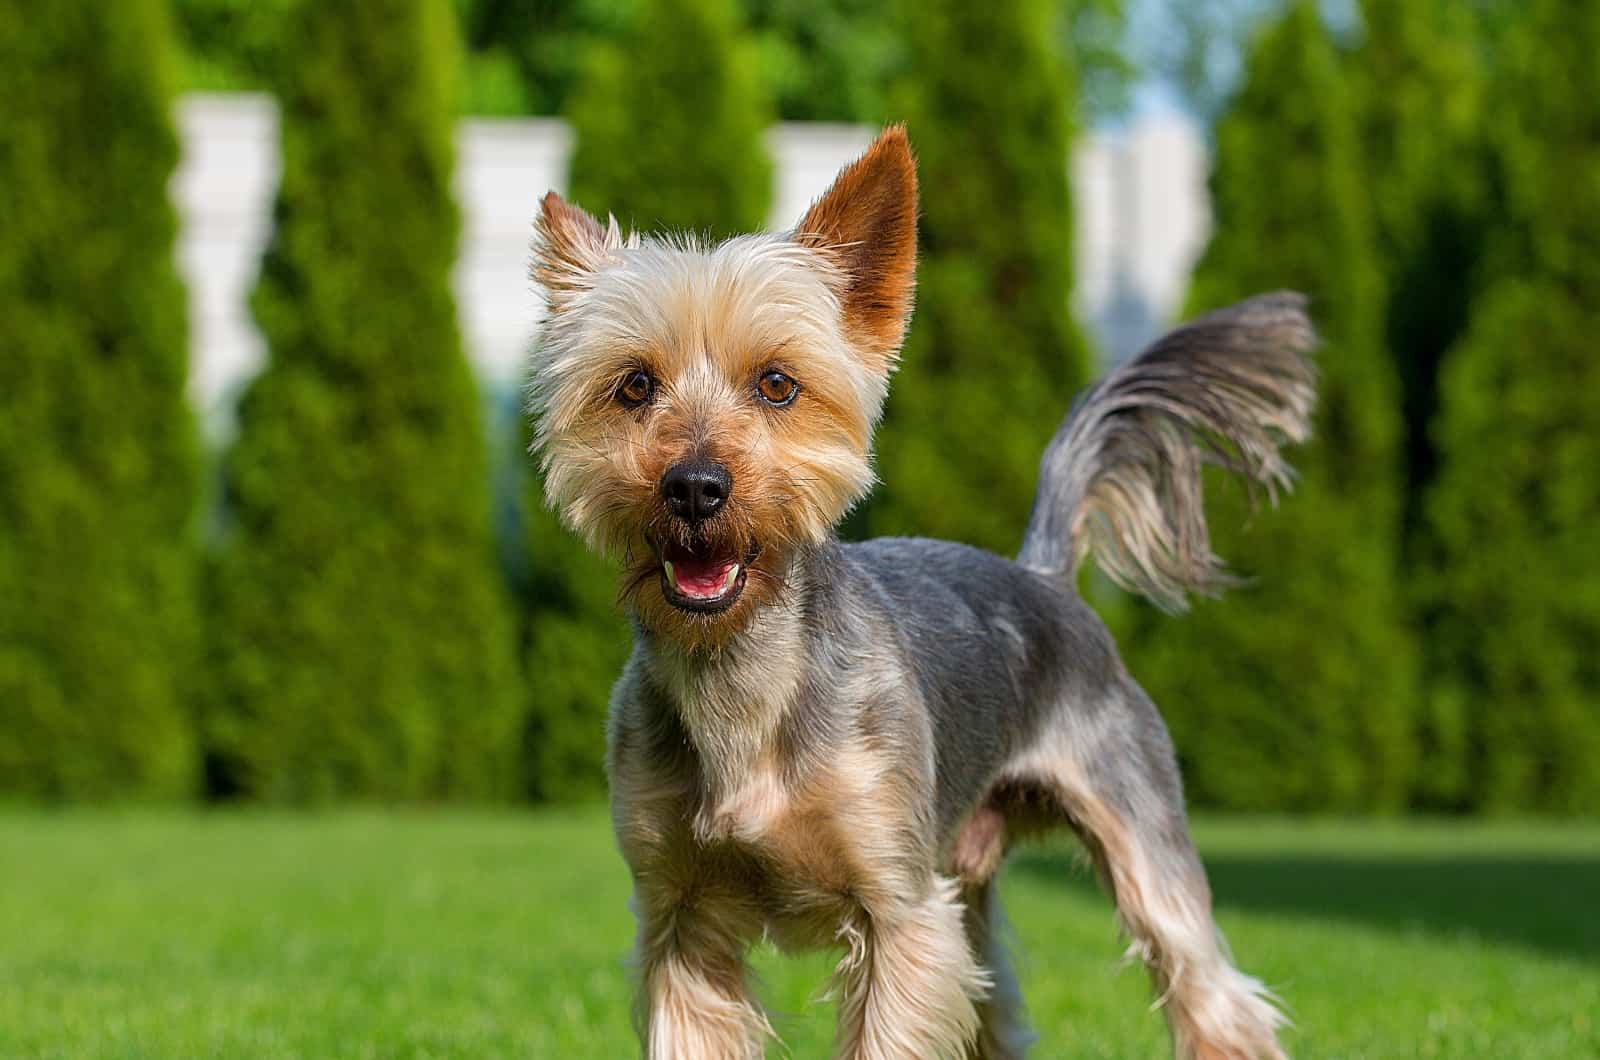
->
{"left": 1017, "top": 291, "right": 1318, "bottom": 612}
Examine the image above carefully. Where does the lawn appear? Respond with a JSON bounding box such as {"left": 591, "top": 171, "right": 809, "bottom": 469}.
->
{"left": 0, "top": 810, "right": 1595, "bottom": 1058}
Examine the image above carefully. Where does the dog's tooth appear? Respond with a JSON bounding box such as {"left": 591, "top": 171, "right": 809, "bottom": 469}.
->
{"left": 663, "top": 560, "right": 676, "bottom": 588}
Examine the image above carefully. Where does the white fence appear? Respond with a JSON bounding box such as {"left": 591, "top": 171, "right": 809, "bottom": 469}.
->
{"left": 173, "top": 94, "right": 1210, "bottom": 434}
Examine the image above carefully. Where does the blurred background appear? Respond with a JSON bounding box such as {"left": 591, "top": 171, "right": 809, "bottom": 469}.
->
{"left": 3, "top": 4, "right": 1600, "bottom": 1056}
{"left": 1, "top": 0, "right": 1597, "bottom": 1053}
{"left": 7, "top": 0, "right": 1592, "bottom": 815}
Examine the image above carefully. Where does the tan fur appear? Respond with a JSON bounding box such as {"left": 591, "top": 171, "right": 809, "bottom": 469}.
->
{"left": 532, "top": 128, "right": 1289, "bottom": 1060}
{"left": 632, "top": 856, "right": 774, "bottom": 1060}
{"left": 1069, "top": 791, "right": 1287, "bottom": 1060}
{"left": 609, "top": 676, "right": 991, "bottom": 1059}
{"left": 833, "top": 876, "right": 989, "bottom": 1060}
{"left": 529, "top": 219, "right": 893, "bottom": 651}
{"left": 793, "top": 123, "right": 919, "bottom": 370}
{"left": 534, "top": 191, "right": 630, "bottom": 309}
{"left": 950, "top": 804, "right": 1008, "bottom": 884}
{"left": 1003, "top": 732, "right": 1288, "bottom": 1060}
{"left": 531, "top": 128, "right": 916, "bottom": 653}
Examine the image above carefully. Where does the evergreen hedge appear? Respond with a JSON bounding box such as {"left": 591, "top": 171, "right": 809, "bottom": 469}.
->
{"left": 1350, "top": 0, "right": 1492, "bottom": 807}
{"left": 746, "top": 0, "right": 897, "bottom": 122}
{"left": 521, "top": 478, "right": 631, "bottom": 803}
{"left": 172, "top": 0, "right": 292, "bottom": 90}
{"left": 1125, "top": 2, "right": 1416, "bottom": 811}
{"left": 1353, "top": 0, "right": 1489, "bottom": 525}
{"left": 564, "top": 0, "right": 773, "bottom": 237}
{"left": 1422, "top": 0, "right": 1600, "bottom": 813}
{"left": 208, "top": 0, "right": 522, "bottom": 801}
{"left": 864, "top": 0, "right": 1092, "bottom": 556}
{"left": 0, "top": 0, "right": 200, "bottom": 798}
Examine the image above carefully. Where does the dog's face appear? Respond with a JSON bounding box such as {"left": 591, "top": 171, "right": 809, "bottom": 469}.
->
{"left": 529, "top": 127, "right": 918, "bottom": 647}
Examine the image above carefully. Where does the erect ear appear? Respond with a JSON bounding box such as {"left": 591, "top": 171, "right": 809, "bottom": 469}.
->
{"left": 533, "top": 191, "right": 623, "bottom": 308}
{"left": 793, "top": 124, "right": 919, "bottom": 368}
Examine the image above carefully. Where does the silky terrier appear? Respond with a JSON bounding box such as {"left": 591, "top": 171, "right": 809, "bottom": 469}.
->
{"left": 528, "top": 126, "right": 1315, "bottom": 1059}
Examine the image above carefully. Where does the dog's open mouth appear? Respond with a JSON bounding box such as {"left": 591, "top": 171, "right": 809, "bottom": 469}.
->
{"left": 660, "top": 541, "right": 754, "bottom": 614}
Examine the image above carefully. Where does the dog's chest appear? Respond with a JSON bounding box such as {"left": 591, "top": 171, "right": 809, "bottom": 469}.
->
{"left": 696, "top": 767, "right": 860, "bottom": 950}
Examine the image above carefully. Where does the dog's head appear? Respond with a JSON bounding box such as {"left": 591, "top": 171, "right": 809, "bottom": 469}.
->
{"left": 528, "top": 127, "right": 918, "bottom": 647}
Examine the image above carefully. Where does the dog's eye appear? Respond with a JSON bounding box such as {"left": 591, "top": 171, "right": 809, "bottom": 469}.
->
{"left": 616, "top": 369, "right": 654, "bottom": 408}
{"left": 756, "top": 370, "right": 799, "bottom": 407}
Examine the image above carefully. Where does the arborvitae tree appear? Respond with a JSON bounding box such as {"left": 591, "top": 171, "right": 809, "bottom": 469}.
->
{"left": 1422, "top": 0, "right": 1600, "bottom": 813}
{"left": 1350, "top": 0, "right": 1491, "bottom": 806}
{"left": 745, "top": 0, "right": 897, "bottom": 122}
{"left": 864, "top": 0, "right": 1092, "bottom": 555}
{"left": 1354, "top": 0, "right": 1488, "bottom": 512}
{"left": 1126, "top": 2, "right": 1415, "bottom": 811}
{"left": 0, "top": 1, "right": 200, "bottom": 798}
{"left": 457, "top": 0, "right": 634, "bottom": 117}
{"left": 521, "top": 480, "right": 631, "bottom": 802}
{"left": 564, "top": 0, "right": 772, "bottom": 236}
{"left": 209, "top": 0, "right": 521, "bottom": 801}
{"left": 172, "top": 0, "right": 292, "bottom": 90}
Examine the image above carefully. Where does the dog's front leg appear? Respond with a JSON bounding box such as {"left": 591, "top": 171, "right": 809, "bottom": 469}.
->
{"left": 832, "top": 876, "right": 990, "bottom": 1060}
{"left": 632, "top": 875, "right": 770, "bottom": 1060}
{"left": 611, "top": 730, "right": 770, "bottom": 1058}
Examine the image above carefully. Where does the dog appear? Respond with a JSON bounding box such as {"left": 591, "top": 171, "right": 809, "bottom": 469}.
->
{"left": 527, "top": 125, "right": 1314, "bottom": 1059}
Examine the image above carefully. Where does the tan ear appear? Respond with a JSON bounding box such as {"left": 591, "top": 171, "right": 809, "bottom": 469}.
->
{"left": 793, "top": 124, "right": 919, "bottom": 366}
{"left": 533, "top": 191, "right": 622, "bottom": 307}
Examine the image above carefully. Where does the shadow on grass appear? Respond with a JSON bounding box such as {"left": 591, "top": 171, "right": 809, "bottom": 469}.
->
{"left": 1008, "top": 846, "right": 1600, "bottom": 965}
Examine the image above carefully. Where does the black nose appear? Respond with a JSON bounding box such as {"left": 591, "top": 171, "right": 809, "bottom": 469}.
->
{"left": 661, "top": 459, "right": 731, "bottom": 523}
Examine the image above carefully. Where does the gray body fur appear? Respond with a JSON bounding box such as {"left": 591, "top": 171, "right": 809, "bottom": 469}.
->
{"left": 619, "top": 532, "right": 1137, "bottom": 838}
{"left": 607, "top": 293, "right": 1315, "bottom": 1059}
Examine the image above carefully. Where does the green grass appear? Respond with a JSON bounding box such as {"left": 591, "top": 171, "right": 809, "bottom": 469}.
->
{"left": 1, "top": 811, "right": 1595, "bottom": 1058}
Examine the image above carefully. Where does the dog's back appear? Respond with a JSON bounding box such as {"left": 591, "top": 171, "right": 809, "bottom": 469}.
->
{"left": 841, "top": 291, "right": 1318, "bottom": 844}
{"left": 840, "top": 536, "right": 1120, "bottom": 833}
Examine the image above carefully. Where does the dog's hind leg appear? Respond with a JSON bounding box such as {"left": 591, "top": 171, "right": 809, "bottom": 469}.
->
{"left": 960, "top": 879, "right": 1034, "bottom": 1059}
{"left": 1014, "top": 681, "right": 1288, "bottom": 1060}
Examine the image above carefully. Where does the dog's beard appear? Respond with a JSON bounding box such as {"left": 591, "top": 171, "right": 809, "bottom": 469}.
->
{"left": 610, "top": 512, "right": 799, "bottom": 651}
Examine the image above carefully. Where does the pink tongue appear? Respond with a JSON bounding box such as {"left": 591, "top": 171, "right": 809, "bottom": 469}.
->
{"left": 672, "top": 556, "right": 735, "bottom": 598}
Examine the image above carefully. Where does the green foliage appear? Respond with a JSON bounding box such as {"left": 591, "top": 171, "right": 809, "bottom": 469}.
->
{"left": 1424, "top": 285, "right": 1600, "bottom": 814}
{"left": 746, "top": 0, "right": 898, "bottom": 121}
{"left": 457, "top": 0, "right": 634, "bottom": 115}
{"left": 0, "top": 1, "right": 200, "bottom": 798}
{"left": 1347, "top": 0, "right": 1493, "bottom": 806}
{"left": 182, "top": 0, "right": 1123, "bottom": 122}
{"left": 862, "top": 0, "right": 1091, "bottom": 555}
{"left": 565, "top": 0, "right": 773, "bottom": 237}
{"left": 521, "top": 481, "right": 630, "bottom": 802}
{"left": 172, "top": 0, "right": 293, "bottom": 90}
{"left": 1065, "top": 0, "right": 1136, "bottom": 124}
{"left": 459, "top": 0, "right": 898, "bottom": 122}
{"left": 1125, "top": 2, "right": 1415, "bottom": 811}
{"left": 1353, "top": 0, "right": 1487, "bottom": 275}
{"left": 208, "top": 0, "right": 522, "bottom": 802}
{"left": 751, "top": 0, "right": 1135, "bottom": 125}
{"left": 1421, "top": 0, "right": 1600, "bottom": 814}
{"left": 1351, "top": 0, "right": 1492, "bottom": 542}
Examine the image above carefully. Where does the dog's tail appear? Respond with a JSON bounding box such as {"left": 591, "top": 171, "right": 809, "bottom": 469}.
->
{"left": 1017, "top": 291, "right": 1318, "bottom": 612}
